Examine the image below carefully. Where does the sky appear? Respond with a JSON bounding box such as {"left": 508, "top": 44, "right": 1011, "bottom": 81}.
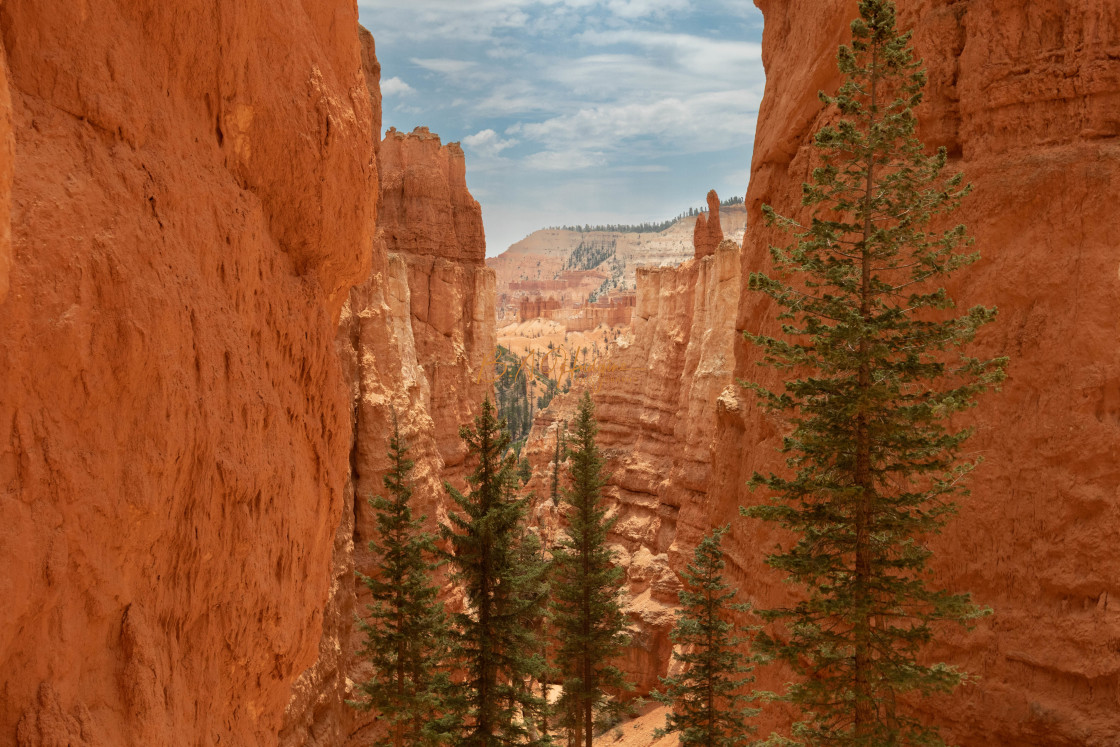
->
{"left": 357, "top": 1, "right": 766, "bottom": 257}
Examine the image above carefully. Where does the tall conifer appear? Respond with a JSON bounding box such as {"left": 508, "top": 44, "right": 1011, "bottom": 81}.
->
{"left": 351, "top": 414, "right": 455, "bottom": 747}
{"left": 443, "top": 399, "right": 545, "bottom": 747}
{"left": 741, "top": 2, "right": 1007, "bottom": 744}
{"left": 512, "top": 528, "right": 556, "bottom": 747}
{"left": 552, "top": 392, "right": 628, "bottom": 747}
{"left": 655, "top": 527, "right": 757, "bottom": 747}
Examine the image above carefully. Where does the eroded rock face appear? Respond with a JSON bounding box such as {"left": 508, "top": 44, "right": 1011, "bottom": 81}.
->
{"left": 692, "top": 190, "right": 724, "bottom": 259}
{"left": 717, "top": 1, "right": 1120, "bottom": 743}
{"left": 522, "top": 240, "right": 743, "bottom": 696}
{"left": 0, "top": 1, "right": 375, "bottom": 745}
{"left": 380, "top": 128, "right": 496, "bottom": 479}
{"left": 281, "top": 126, "right": 496, "bottom": 747}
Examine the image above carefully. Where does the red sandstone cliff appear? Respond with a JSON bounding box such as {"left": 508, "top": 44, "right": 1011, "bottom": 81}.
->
{"left": 281, "top": 125, "right": 496, "bottom": 747}
{"left": 0, "top": 1, "right": 376, "bottom": 745}
{"left": 713, "top": 1, "right": 1120, "bottom": 744}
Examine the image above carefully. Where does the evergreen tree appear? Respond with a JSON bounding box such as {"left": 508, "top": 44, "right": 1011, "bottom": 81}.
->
{"left": 351, "top": 414, "right": 455, "bottom": 747}
{"left": 551, "top": 392, "right": 629, "bottom": 747}
{"left": 654, "top": 527, "right": 757, "bottom": 747}
{"left": 741, "top": 2, "right": 1007, "bottom": 744}
{"left": 443, "top": 399, "right": 545, "bottom": 747}
{"left": 512, "top": 528, "right": 557, "bottom": 747}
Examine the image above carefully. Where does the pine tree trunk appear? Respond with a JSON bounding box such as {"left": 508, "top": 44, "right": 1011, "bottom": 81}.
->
{"left": 853, "top": 41, "right": 880, "bottom": 739}
{"left": 583, "top": 516, "right": 593, "bottom": 747}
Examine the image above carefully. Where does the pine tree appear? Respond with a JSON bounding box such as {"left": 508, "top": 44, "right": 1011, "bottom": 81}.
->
{"left": 443, "top": 399, "right": 545, "bottom": 747}
{"left": 512, "top": 528, "right": 557, "bottom": 747}
{"left": 655, "top": 527, "right": 757, "bottom": 747}
{"left": 351, "top": 414, "right": 456, "bottom": 747}
{"left": 741, "top": 1, "right": 1007, "bottom": 744}
{"left": 551, "top": 392, "right": 629, "bottom": 747}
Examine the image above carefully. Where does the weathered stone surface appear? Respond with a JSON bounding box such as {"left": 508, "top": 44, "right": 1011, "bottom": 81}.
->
{"left": 380, "top": 127, "right": 487, "bottom": 265}
{"left": 0, "top": 1, "right": 375, "bottom": 745}
{"left": 692, "top": 190, "right": 723, "bottom": 259}
{"left": 716, "top": 1, "right": 1120, "bottom": 743}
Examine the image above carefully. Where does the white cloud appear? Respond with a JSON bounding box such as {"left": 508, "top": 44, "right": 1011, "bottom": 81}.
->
{"left": 410, "top": 57, "right": 478, "bottom": 75}
{"left": 523, "top": 149, "right": 604, "bottom": 171}
{"left": 358, "top": 0, "right": 764, "bottom": 254}
{"left": 604, "top": 0, "right": 689, "bottom": 19}
{"left": 463, "top": 129, "right": 519, "bottom": 156}
{"left": 512, "top": 89, "right": 759, "bottom": 167}
{"left": 380, "top": 76, "right": 414, "bottom": 96}
{"left": 577, "top": 29, "right": 763, "bottom": 83}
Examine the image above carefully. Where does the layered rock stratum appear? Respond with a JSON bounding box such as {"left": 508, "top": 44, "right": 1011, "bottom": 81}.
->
{"left": 0, "top": 1, "right": 376, "bottom": 744}
{"left": 711, "top": 1, "right": 1120, "bottom": 744}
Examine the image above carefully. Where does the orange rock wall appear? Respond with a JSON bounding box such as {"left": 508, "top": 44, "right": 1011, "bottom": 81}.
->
{"left": 714, "top": 1, "right": 1120, "bottom": 744}
{"left": 380, "top": 127, "right": 487, "bottom": 264}
{"left": 0, "top": 1, "right": 375, "bottom": 745}
{"left": 281, "top": 126, "right": 496, "bottom": 747}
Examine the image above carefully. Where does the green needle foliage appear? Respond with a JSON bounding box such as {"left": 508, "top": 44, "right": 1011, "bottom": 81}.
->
{"left": 443, "top": 399, "right": 546, "bottom": 747}
{"left": 512, "top": 528, "right": 557, "bottom": 747}
{"left": 740, "top": 1, "right": 1007, "bottom": 744}
{"left": 551, "top": 392, "right": 629, "bottom": 747}
{"left": 351, "top": 414, "right": 456, "bottom": 747}
{"left": 655, "top": 527, "right": 758, "bottom": 747}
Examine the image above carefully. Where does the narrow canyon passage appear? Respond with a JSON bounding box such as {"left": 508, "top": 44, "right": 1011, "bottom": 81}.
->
{"left": 0, "top": 1, "right": 1117, "bottom": 746}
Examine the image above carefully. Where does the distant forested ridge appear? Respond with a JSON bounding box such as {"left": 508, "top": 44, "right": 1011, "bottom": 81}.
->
{"left": 548, "top": 195, "right": 744, "bottom": 234}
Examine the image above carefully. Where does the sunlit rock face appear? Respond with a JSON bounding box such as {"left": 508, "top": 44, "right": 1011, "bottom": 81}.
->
{"left": 0, "top": 1, "right": 376, "bottom": 744}
{"left": 716, "top": 0, "right": 1120, "bottom": 743}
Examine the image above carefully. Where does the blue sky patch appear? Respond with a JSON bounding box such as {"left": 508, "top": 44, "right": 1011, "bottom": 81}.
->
{"left": 358, "top": 0, "right": 765, "bottom": 255}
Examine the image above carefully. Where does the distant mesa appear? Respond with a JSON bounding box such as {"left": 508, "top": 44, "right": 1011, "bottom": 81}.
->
{"left": 486, "top": 190, "right": 747, "bottom": 326}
